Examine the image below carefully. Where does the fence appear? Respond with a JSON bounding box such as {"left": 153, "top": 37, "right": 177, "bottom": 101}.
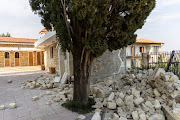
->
{"left": 142, "top": 50, "right": 180, "bottom": 77}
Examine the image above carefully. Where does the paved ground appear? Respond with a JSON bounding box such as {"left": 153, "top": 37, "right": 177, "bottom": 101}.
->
{"left": 0, "top": 66, "right": 41, "bottom": 73}
{"left": 0, "top": 70, "right": 92, "bottom": 120}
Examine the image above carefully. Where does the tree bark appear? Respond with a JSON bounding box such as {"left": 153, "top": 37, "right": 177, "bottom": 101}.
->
{"left": 73, "top": 47, "right": 94, "bottom": 103}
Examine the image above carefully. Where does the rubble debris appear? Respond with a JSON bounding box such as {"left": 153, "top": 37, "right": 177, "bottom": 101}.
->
{"left": 8, "top": 80, "right": 12, "bottom": 83}
{"left": 32, "top": 96, "right": 39, "bottom": 101}
{"left": 0, "top": 105, "right": 5, "bottom": 110}
{"left": 8, "top": 103, "right": 16, "bottom": 109}
{"left": 77, "top": 115, "right": 86, "bottom": 120}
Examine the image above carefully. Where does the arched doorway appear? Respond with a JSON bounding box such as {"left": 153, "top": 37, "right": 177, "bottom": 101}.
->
{"left": 5, "top": 52, "right": 10, "bottom": 67}
{"left": 15, "top": 52, "right": 20, "bottom": 66}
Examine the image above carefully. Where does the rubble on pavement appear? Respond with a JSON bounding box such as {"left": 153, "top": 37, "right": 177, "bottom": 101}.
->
{"left": 20, "top": 68, "right": 180, "bottom": 120}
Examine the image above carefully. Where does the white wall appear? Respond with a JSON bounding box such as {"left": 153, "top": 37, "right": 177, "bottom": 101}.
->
{"left": 126, "top": 43, "right": 162, "bottom": 69}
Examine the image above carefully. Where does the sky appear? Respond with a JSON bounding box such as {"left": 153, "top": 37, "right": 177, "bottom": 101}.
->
{"left": 0, "top": 0, "right": 180, "bottom": 51}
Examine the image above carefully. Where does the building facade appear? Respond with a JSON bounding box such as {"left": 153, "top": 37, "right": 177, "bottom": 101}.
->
{"left": 126, "top": 39, "right": 164, "bottom": 69}
{"left": 0, "top": 37, "right": 43, "bottom": 67}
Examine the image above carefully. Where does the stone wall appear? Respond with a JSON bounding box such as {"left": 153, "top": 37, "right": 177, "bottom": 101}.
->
{"left": 0, "top": 51, "right": 4, "bottom": 67}
{"left": 90, "top": 48, "right": 126, "bottom": 83}
{"left": 44, "top": 43, "right": 59, "bottom": 71}
{"left": 19, "top": 51, "right": 29, "bottom": 66}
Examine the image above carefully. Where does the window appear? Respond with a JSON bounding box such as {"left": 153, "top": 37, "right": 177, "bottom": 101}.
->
{"left": 50, "top": 46, "right": 54, "bottom": 58}
{"left": 131, "top": 46, "right": 135, "bottom": 56}
{"left": 140, "top": 47, "right": 144, "bottom": 53}
{"left": 15, "top": 52, "right": 19, "bottom": 58}
{"left": 5, "top": 52, "right": 9, "bottom": 59}
{"left": 153, "top": 46, "right": 159, "bottom": 53}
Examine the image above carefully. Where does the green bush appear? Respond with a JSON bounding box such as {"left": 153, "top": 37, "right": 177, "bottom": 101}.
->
{"left": 62, "top": 98, "right": 95, "bottom": 114}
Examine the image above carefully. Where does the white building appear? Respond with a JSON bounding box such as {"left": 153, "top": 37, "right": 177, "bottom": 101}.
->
{"left": 126, "top": 39, "right": 164, "bottom": 69}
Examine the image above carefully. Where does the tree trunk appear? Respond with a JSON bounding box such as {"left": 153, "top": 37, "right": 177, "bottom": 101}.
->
{"left": 73, "top": 48, "right": 94, "bottom": 103}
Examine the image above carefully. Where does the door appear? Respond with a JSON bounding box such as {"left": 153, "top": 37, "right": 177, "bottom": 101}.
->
{"left": 15, "top": 52, "right": 19, "bottom": 66}
{"left": 37, "top": 52, "right": 41, "bottom": 65}
{"left": 5, "top": 52, "right": 10, "bottom": 67}
{"left": 29, "top": 52, "right": 33, "bottom": 66}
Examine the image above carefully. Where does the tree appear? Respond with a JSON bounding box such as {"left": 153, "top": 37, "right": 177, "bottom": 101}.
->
{"left": 29, "top": 0, "right": 155, "bottom": 103}
{"left": 0, "top": 32, "right": 11, "bottom": 37}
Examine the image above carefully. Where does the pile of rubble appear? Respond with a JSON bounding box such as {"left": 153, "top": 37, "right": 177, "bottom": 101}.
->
{"left": 20, "top": 75, "right": 55, "bottom": 89}
{"left": 90, "top": 68, "right": 180, "bottom": 120}
{"left": 20, "top": 68, "right": 180, "bottom": 120}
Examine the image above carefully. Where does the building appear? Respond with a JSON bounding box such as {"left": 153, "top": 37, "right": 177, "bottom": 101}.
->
{"left": 126, "top": 39, "right": 164, "bottom": 68}
{"left": 35, "top": 28, "right": 126, "bottom": 83}
{"left": 0, "top": 37, "right": 43, "bottom": 67}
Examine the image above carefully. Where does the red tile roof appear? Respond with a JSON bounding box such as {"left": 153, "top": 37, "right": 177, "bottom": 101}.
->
{"left": 136, "top": 39, "right": 164, "bottom": 44}
{"left": 39, "top": 28, "right": 48, "bottom": 34}
{"left": 0, "top": 37, "right": 38, "bottom": 43}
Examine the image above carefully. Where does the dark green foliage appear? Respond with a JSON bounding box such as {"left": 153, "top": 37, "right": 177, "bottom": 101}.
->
{"left": 29, "top": 0, "right": 156, "bottom": 58}
{"left": 62, "top": 98, "right": 95, "bottom": 114}
{"left": 0, "top": 32, "right": 11, "bottom": 37}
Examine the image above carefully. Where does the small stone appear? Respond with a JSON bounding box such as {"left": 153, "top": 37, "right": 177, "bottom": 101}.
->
{"left": 77, "top": 115, "right": 86, "bottom": 120}
{"left": 46, "top": 91, "right": 52, "bottom": 95}
{"left": 154, "top": 100, "right": 161, "bottom": 110}
{"left": 132, "top": 89, "right": 140, "bottom": 98}
{"left": 173, "top": 108, "right": 180, "bottom": 119}
{"left": 153, "top": 89, "right": 161, "bottom": 97}
{"left": 149, "top": 114, "right": 165, "bottom": 120}
{"left": 145, "top": 101, "right": 153, "bottom": 108}
{"left": 132, "top": 111, "right": 139, "bottom": 120}
{"left": 8, "top": 80, "right": 12, "bottom": 83}
{"left": 119, "top": 117, "right": 127, "bottom": 120}
{"left": 9, "top": 103, "right": 16, "bottom": 109}
{"left": 134, "top": 97, "right": 144, "bottom": 106}
{"left": 0, "top": 105, "right": 5, "bottom": 110}
{"left": 139, "top": 112, "right": 146, "bottom": 120}
{"left": 113, "top": 113, "right": 119, "bottom": 120}
{"left": 92, "top": 102, "right": 103, "bottom": 109}
{"left": 107, "top": 102, "right": 116, "bottom": 110}
{"left": 91, "top": 112, "right": 101, "bottom": 120}
{"left": 46, "top": 100, "right": 52, "bottom": 105}
{"left": 116, "top": 98, "right": 125, "bottom": 107}
{"left": 32, "top": 96, "right": 39, "bottom": 101}
{"left": 108, "top": 92, "right": 115, "bottom": 101}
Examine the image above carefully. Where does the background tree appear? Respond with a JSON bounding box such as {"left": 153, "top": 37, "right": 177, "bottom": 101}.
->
{"left": 0, "top": 32, "right": 11, "bottom": 37}
{"left": 30, "top": 0, "right": 155, "bottom": 103}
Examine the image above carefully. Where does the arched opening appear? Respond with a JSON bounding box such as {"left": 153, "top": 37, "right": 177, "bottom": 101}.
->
{"left": 4, "top": 52, "right": 10, "bottom": 67}
{"left": 15, "top": 52, "right": 20, "bottom": 66}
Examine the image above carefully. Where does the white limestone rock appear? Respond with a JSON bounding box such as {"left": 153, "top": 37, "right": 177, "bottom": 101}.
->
{"left": 153, "top": 89, "right": 161, "bottom": 97}
{"left": 77, "top": 115, "right": 86, "bottom": 120}
{"left": 0, "top": 105, "right": 5, "bottom": 110}
{"left": 116, "top": 98, "right": 125, "bottom": 107}
{"left": 148, "top": 114, "right": 165, "bottom": 120}
{"left": 32, "top": 96, "right": 39, "bottom": 101}
{"left": 8, "top": 80, "right": 12, "bottom": 83}
{"left": 139, "top": 112, "right": 146, "bottom": 120}
{"left": 119, "top": 117, "right": 127, "bottom": 120}
{"left": 113, "top": 113, "right": 119, "bottom": 120}
{"left": 108, "top": 92, "right": 115, "bottom": 101}
{"left": 154, "top": 100, "right": 161, "bottom": 110}
{"left": 132, "top": 111, "right": 139, "bottom": 120}
{"left": 132, "top": 89, "right": 140, "bottom": 98}
{"left": 8, "top": 103, "right": 17, "bottom": 109}
{"left": 107, "top": 102, "right": 116, "bottom": 110}
{"left": 155, "top": 68, "right": 165, "bottom": 79}
{"left": 46, "top": 100, "right": 52, "bottom": 105}
{"left": 46, "top": 91, "right": 52, "bottom": 95}
{"left": 145, "top": 101, "right": 153, "bottom": 108}
{"left": 92, "top": 102, "right": 103, "bottom": 109}
{"left": 91, "top": 112, "right": 101, "bottom": 120}
{"left": 134, "top": 97, "right": 144, "bottom": 106}
{"left": 173, "top": 108, "right": 180, "bottom": 119}
{"left": 169, "top": 74, "right": 179, "bottom": 83}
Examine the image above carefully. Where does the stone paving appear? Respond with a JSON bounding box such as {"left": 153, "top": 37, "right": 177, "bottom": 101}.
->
{"left": 0, "top": 70, "right": 90, "bottom": 120}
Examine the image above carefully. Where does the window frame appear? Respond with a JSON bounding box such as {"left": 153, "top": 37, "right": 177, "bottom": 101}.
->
{"left": 5, "top": 52, "right": 9, "bottom": 59}
{"left": 50, "top": 46, "right": 54, "bottom": 59}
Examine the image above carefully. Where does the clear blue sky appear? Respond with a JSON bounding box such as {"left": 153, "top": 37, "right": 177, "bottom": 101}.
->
{"left": 0, "top": 0, "right": 179, "bottom": 51}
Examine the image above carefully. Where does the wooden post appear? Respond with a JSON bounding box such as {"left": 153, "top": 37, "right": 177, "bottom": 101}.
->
{"left": 166, "top": 50, "right": 175, "bottom": 72}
